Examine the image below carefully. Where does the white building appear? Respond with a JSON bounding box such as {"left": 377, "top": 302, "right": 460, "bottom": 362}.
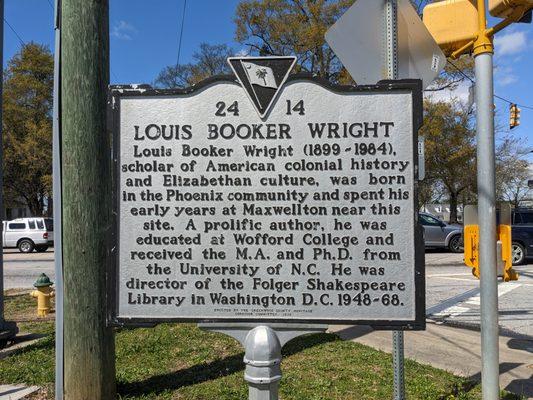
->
{"left": 420, "top": 204, "right": 464, "bottom": 223}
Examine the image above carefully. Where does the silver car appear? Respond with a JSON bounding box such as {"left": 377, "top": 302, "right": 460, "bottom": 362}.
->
{"left": 419, "top": 212, "right": 463, "bottom": 253}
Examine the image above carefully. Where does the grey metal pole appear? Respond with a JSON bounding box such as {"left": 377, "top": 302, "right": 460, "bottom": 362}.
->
{"left": 385, "top": 1, "right": 405, "bottom": 399}
{"left": 385, "top": 0, "right": 399, "bottom": 80}
{"left": 52, "top": 0, "right": 64, "bottom": 398}
{"left": 199, "top": 323, "right": 327, "bottom": 400}
{"left": 475, "top": 51, "right": 500, "bottom": 400}
{"left": 392, "top": 329, "right": 405, "bottom": 399}
{"left": 0, "top": 0, "right": 5, "bottom": 328}
{"left": 244, "top": 326, "right": 282, "bottom": 400}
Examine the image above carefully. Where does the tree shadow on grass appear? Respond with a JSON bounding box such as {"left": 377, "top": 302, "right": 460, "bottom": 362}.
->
{"left": 118, "top": 332, "right": 338, "bottom": 397}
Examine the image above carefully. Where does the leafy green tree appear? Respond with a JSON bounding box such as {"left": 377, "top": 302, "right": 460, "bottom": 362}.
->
{"left": 235, "top": 0, "right": 353, "bottom": 82}
{"left": 2, "top": 43, "right": 53, "bottom": 216}
{"left": 420, "top": 99, "right": 476, "bottom": 223}
{"left": 234, "top": 0, "right": 473, "bottom": 86}
{"left": 154, "top": 1, "right": 472, "bottom": 90}
{"left": 155, "top": 43, "right": 234, "bottom": 88}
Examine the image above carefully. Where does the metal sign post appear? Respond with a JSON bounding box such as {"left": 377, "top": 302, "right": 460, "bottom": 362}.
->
{"left": 385, "top": 1, "right": 406, "bottom": 399}
{"left": 199, "top": 323, "right": 327, "bottom": 400}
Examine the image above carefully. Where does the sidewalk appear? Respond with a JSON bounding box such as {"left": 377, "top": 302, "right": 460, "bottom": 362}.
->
{"left": 0, "top": 385, "right": 39, "bottom": 400}
{"left": 329, "top": 323, "right": 533, "bottom": 399}
{"left": 425, "top": 254, "right": 533, "bottom": 338}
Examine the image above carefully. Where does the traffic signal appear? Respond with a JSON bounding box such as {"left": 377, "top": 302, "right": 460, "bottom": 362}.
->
{"left": 489, "top": 0, "right": 533, "bottom": 19}
{"left": 510, "top": 103, "right": 521, "bottom": 129}
{"left": 422, "top": 0, "right": 478, "bottom": 57}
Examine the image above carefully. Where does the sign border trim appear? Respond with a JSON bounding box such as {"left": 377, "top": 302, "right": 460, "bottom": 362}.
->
{"left": 106, "top": 75, "right": 425, "bottom": 330}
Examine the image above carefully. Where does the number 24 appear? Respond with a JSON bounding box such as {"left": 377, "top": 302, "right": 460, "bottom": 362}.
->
{"left": 216, "top": 101, "right": 239, "bottom": 116}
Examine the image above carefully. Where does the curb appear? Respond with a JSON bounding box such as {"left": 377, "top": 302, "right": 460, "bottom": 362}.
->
{"left": 426, "top": 317, "right": 533, "bottom": 341}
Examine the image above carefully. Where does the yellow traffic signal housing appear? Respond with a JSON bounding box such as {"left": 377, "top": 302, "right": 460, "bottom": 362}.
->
{"left": 463, "top": 225, "right": 517, "bottom": 280}
{"left": 489, "top": 0, "right": 533, "bottom": 18}
{"left": 463, "top": 204, "right": 518, "bottom": 280}
{"left": 464, "top": 224, "right": 480, "bottom": 277}
{"left": 510, "top": 103, "right": 521, "bottom": 129}
{"left": 498, "top": 224, "right": 519, "bottom": 281}
{"left": 423, "top": 0, "right": 478, "bottom": 57}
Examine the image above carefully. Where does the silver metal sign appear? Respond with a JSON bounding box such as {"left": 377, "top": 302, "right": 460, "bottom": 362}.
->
{"left": 108, "top": 66, "right": 425, "bottom": 329}
{"left": 324, "top": 0, "right": 445, "bottom": 89}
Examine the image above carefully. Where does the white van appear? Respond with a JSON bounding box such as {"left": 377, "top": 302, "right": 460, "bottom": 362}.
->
{"left": 2, "top": 218, "right": 54, "bottom": 253}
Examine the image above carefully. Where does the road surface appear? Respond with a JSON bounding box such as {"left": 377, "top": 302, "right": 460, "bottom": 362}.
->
{"left": 425, "top": 251, "right": 533, "bottom": 338}
{"left": 2, "top": 248, "right": 55, "bottom": 290}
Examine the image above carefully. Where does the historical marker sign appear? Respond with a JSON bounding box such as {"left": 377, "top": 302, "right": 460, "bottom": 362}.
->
{"left": 108, "top": 58, "right": 425, "bottom": 329}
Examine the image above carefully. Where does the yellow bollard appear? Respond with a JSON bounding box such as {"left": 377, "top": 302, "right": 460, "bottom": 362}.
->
{"left": 30, "top": 273, "right": 55, "bottom": 317}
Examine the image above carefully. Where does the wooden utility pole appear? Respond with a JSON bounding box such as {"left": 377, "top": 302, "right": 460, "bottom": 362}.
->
{"left": 61, "top": 0, "right": 115, "bottom": 398}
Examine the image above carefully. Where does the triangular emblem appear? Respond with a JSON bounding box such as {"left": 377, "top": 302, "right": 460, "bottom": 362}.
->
{"left": 228, "top": 56, "right": 297, "bottom": 119}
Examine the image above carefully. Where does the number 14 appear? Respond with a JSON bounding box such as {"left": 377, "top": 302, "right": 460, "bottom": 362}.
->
{"left": 286, "top": 100, "right": 305, "bottom": 115}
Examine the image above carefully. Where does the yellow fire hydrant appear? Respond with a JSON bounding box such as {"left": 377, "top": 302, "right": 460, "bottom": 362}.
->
{"left": 30, "top": 273, "right": 55, "bottom": 317}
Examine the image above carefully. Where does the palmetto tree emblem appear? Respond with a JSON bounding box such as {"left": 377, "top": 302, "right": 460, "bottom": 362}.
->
{"left": 256, "top": 68, "right": 269, "bottom": 85}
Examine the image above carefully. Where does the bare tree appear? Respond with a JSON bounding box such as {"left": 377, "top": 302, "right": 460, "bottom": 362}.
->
{"left": 155, "top": 43, "right": 234, "bottom": 88}
{"left": 496, "top": 138, "right": 532, "bottom": 208}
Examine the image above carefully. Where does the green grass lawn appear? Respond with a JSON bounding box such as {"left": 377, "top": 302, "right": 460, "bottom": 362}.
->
{"left": 0, "top": 292, "right": 523, "bottom": 400}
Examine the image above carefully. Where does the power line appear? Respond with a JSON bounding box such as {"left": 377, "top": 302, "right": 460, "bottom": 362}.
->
{"left": 176, "top": 0, "right": 187, "bottom": 69}
{"left": 494, "top": 94, "right": 533, "bottom": 110}
{"left": 4, "top": 18, "right": 25, "bottom": 46}
{"left": 447, "top": 59, "right": 533, "bottom": 111}
{"left": 46, "top": 0, "right": 54, "bottom": 10}
{"left": 446, "top": 59, "right": 474, "bottom": 84}
{"left": 110, "top": 70, "right": 119, "bottom": 83}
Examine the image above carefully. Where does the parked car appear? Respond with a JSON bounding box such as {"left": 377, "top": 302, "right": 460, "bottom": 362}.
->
{"left": 419, "top": 212, "right": 463, "bottom": 253}
{"left": 511, "top": 208, "right": 533, "bottom": 265}
{"left": 2, "top": 218, "right": 54, "bottom": 253}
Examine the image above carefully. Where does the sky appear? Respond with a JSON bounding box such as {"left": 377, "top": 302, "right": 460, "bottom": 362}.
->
{"left": 3, "top": 0, "right": 533, "bottom": 162}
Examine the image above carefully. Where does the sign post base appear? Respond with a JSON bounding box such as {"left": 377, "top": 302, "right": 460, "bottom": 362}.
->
{"left": 199, "top": 323, "right": 327, "bottom": 400}
{"left": 0, "top": 321, "right": 19, "bottom": 348}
